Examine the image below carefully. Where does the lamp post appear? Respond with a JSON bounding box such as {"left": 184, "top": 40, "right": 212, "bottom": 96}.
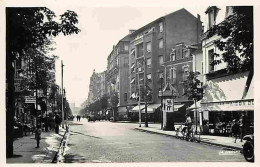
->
{"left": 159, "top": 73, "right": 163, "bottom": 130}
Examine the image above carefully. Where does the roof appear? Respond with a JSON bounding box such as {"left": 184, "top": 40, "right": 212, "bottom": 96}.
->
{"left": 130, "top": 8, "right": 200, "bottom": 37}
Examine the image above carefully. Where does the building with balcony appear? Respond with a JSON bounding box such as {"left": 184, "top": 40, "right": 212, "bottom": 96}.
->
{"left": 128, "top": 8, "right": 202, "bottom": 122}
{"left": 200, "top": 6, "right": 254, "bottom": 135}
{"left": 105, "top": 35, "right": 130, "bottom": 119}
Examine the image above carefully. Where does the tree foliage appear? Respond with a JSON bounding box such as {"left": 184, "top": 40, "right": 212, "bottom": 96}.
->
{"left": 207, "top": 6, "right": 253, "bottom": 73}
{"left": 183, "top": 71, "right": 204, "bottom": 101}
{"left": 6, "top": 7, "right": 80, "bottom": 157}
{"left": 110, "top": 92, "right": 119, "bottom": 108}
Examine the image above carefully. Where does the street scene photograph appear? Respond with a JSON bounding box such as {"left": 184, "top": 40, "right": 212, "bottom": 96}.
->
{"left": 3, "top": 0, "right": 256, "bottom": 165}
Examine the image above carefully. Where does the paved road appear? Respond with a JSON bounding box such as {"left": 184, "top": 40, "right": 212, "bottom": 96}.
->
{"left": 64, "top": 119, "right": 245, "bottom": 163}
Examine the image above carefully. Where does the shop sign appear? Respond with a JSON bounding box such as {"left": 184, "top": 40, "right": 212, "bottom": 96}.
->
{"left": 25, "top": 96, "right": 36, "bottom": 103}
{"left": 162, "top": 99, "right": 174, "bottom": 112}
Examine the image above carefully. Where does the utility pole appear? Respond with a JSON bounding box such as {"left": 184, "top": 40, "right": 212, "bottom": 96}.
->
{"left": 35, "top": 58, "right": 39, "bottom": 127}
{"left": 61, "top": 60, "right": 64, "bottom": 128}
{"left": 144, "top": 58, "right": 148, "bottom": 127}
{"left": 137, "top": 62, "right": 141, "bottom": 127}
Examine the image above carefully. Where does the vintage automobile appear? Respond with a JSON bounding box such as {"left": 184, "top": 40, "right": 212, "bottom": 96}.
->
{"left": 88, "top": 115, "right": 96, "bottom": 122}
{"left": 242, "top": 134, "right": 254, "bottom": 162}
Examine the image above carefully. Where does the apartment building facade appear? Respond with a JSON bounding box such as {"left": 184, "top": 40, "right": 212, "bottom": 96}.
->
{"left": 128, "top": 8, "right": 202, "bottom": 122}
{"left": 106, "top": 35, "right": 130, "bottom": 119}
{"left": 200, "top": 6, "right": 254, "bottom": 131}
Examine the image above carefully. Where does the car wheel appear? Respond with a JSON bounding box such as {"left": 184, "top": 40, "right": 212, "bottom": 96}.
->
{"left": 243, "top": 141, "right": 254, "bottom": 162}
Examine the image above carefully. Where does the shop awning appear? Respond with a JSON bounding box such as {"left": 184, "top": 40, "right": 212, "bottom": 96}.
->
{"left": 166, "top": 104, "right": 184, "bottom": 112}
{"left": 202, "top": 100, "right": 254, "bottom": 111}
{"left": 130, "top": 104, "right": 154, "bottom": 113}
{"left": 148, "top": 104, "right": 161, "bottom": 110}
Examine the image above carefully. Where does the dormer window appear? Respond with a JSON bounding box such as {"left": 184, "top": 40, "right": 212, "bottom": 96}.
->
{"left": 170, "top": 49, "right": 176, "bottom": 61}
{"left": 205, "top": 6, "right": 220, "bottom": 29}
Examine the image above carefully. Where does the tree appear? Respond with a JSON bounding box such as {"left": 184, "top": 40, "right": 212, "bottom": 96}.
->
{"left": 183, "top": 71, "right": 205, "bottom": 132}
{"left": 110, "top": 92, "right": 119, "bottom": 121}
{"left": 6, "top": 7, "right": 80, "bottom": 157}
{"left": 183, "top": 71, "right": 204, "bottom": 101}
{"left": 100, "top": 94, "right": 109, "bottom": 116}
{"left": 207, "top": 6, "right": 253, "bottom": 73}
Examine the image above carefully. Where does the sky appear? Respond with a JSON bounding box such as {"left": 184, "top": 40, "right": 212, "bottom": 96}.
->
{"left": 1, "top": 0, "right": 258, "bottom": 108}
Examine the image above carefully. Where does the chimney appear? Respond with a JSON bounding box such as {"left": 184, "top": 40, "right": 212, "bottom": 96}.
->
{"left": 129, "top": 29, "right": 135, "bottom": 34}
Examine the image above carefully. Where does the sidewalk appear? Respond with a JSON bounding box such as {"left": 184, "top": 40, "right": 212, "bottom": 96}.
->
{"left": 7, "top": 127, "right": 66, "bottom": 163}
{"left": 135, "top": 123, "right": 244, "bottom": 150}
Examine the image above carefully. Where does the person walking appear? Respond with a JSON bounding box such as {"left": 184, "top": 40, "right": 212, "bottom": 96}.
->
{"left": 79, "top": 115, "right": 81, "bottom": 122}
{"left": 55, "top": 113, "right": 61, "bottom": 134}
{"left": 239, "top": 113, "right": 246, "bottom": 142}
{"left": 35, "top": 124, "right": 42, "bottom": 148}
{"left": 231, "top": 119, "right": 240, "bottom": 143}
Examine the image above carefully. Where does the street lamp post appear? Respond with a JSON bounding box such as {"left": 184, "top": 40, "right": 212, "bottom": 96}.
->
{"left": 160, "top": 74, "right": 163, "bottom": 130}
{"left": 61, "top": 60, "right": 64, "bottom": 128}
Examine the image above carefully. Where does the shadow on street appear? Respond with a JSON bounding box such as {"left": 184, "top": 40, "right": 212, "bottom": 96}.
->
{"left": 70, "top": 130, "right": 102, "bottom": 139}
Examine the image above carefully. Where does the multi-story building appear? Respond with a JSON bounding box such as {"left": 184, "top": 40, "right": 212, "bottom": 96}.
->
{"left": 200, "top": 6, "right": 254, "bottom": 133}
{"left": 100, "top": 71, "right": 106, "bottom": 97}
{"left": 128, "top": 8, "right": 202, "bottom": 122}
{"left": 88, "top": 69, "right": 103, "bottom": 104}
{"left": 106, "top": 35, "right": 130, "bottom": 119}
{"left": 163, "top": 42, "right": 202, "bottom": 123}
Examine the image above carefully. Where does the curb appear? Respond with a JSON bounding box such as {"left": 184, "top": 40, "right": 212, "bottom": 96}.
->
{"left": 134, "top": 128, "right": 243, "bottom": 151}
{"left": 52, "top": 127, "right": 69, "bottom": 163}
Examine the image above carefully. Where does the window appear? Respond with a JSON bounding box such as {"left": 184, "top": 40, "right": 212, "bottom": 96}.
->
{"left": 201, "top": 62, "right": 204, "bottom": 74}
{"left": 147, "top": 73, "right": 152, "bottom": 81}
{"left": 159, "top": 55, "right": 163, "bottom": 65}
{"left": 146, "top": 58, "right": 151, "bottom": 68}
{"left": 183, "top": 47, "right": 189, "bottom": 58}
{"left": 159, "top": 39, "right": 163, "bottom": 49}
{"left": 146, "top": 42, "right": 151, "bottom": 52}
{"left": 131, "top": 63, "right": 135, "bottom": 73}
{"left": 171, "top": 67, "right": 176, "bottom": 84}
{"left": 124, "top": 45, "right": 129, "bottom": 51}
{"left": 137, "top": 44, "right": 144, "bottom": 58}
{"left": 170, "top": 49, "right": 176, "bottom": 61}
{"left": 183, "top": 65, "right": 190, "bottom": 81}
{"left": 208, "top": 49, "right": 215, "bottom": 72}
{"left": 124, "top": 93, "right": 127, "bottom": 101}
{"left": 181, "top": 48, "right": 184, "bottom": 59}
{"left": 159, "top": 22, "right": 163, "bottom": 32}
{"left": 158, "top": 72, "right": 164, "bottom": 80}
{"left": 131, "top": 78, "right": 135, "bottom": 84}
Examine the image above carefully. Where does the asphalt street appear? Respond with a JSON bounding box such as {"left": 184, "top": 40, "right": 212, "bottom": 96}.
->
{"left": 64, "top": 119, "right": 246, "bottom": 163}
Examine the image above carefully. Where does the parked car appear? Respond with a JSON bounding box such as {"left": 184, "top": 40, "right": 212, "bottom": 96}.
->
{"left": 242, "top": 134, "right": 254, "bottom": 162}
{"left": 88, "top": 115, "right": 96, "bottom": 122}
{"left": 95, "top": 115, "right": 101, "bottom": 121}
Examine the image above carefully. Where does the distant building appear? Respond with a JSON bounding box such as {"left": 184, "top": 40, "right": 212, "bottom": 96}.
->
{"left": 88, "top": 69, "right": 104, "bottom": 104}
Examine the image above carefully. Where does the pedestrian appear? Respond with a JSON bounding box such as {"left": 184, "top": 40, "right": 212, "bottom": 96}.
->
{"left": 79, "top": 115, "right": 81, "bottom": 122}
{"left": 35, "top": 124, "right": 42, "bottom": 148}
{"left": 231, "top": 119, "right": 240, "bottom": 143}
{"left": 239, "top": 113, "right": 246, "bottom": 142}
{"left": 55, "top": 113, "right": 61, "bottom": 134}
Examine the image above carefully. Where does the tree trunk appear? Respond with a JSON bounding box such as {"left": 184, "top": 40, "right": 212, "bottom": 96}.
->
{"left": 6, "top": 48, "right": 15, "bottom": 158}
{"left": 6, "top": 8, "right": 15, "bottom": 158}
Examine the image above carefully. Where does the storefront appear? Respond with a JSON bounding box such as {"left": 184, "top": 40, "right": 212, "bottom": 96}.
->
{"left": 200, "top": 71, "right": 254, "bottom": 135}
{"left": 129, "top": 103, "right": 161, "bottom": 122}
